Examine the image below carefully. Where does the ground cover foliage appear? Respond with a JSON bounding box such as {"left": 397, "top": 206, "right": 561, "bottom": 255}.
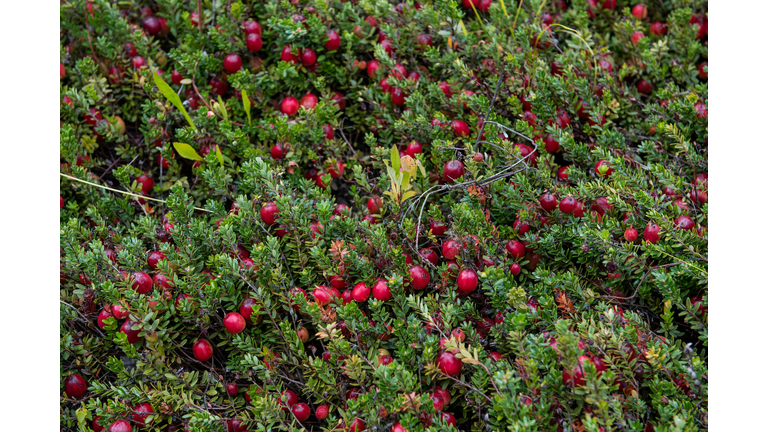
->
{"left": 60, "top": 0, "right": 708, "bottom": 431}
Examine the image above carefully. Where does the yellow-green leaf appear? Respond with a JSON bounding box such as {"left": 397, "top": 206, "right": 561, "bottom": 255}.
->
{"left": 153, "top": 73, "right": 197, "bottom": 130}
{"left": 401, "top": 190, "right": 417, "bottom": 202}
{"left": 242, "top": 90, "right": 251, "bottom": 123}
{"left": 173, "top": 142, "right": 204, "bottom": 161}
{"left": 215, "top": 145, "right": 224, "bottom": 166}
{"left": 217, "top": 96, "right": 228, "bottom": 122}
{"left": 461, "top": 357, "right": 481, "bottom": 365}
{"left": 390, "top": 145, "right": 401, "bottom": 173}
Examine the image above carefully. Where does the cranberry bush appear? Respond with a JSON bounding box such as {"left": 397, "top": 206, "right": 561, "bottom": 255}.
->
{"left": 60, "top": 0, "right": 708, "bottom": 431}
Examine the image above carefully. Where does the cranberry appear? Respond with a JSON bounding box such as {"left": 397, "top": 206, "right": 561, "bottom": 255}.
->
{"left": 280, "top": 390, "right": 299, "bottom": 411}
{"left": 226, "top": 383, "right": 239, "bottom": 397}
{"left": 131, "top": 272, "right": 153, "bottom": 294}
{"left": 299, "top": 93, "right": 318, "bottom": 109}
{"left": 457, "top": 268, "right": 478, "bottom": 294}
{"left": 120, "top": 319, "right": 141, "bottom": 343}
{"left": 223, "top": 312, "right": 246, "bottom": 334}
{"left": 108, "top": 419, "right": 132, "bottom": 432}
{"left": 131, "top": 402, "right": 154, "bottom": 427}
{"left": 210, "top": 77, "right": 228, "bottom": 95}
{"left": 331, "top": 91, "right": 346, "bottom": 110}
{"left": 649, "top": 21, "right": 667, "bottom": 36}
{"left": 352, "top": 282, "right": 371, "bottom": 302}
{"left": 637, "top": 79, "right": 653, "bottom": 95}
{"left": 390, "top": 87, "right": 407, "bottom": 106}
{"left": 280, "top": 96, "right": 299, "bottom": 116}
{"left": 631, "top": 31, "right": 645, "bottom": 45}
{"left": 132, "top": 56, "right": 146, "bottom": 69}
{"left": 509, "top": 262, "right": 522, "bottom": 275}
{"left": 624, "top": 227, "right": 638, "bottom": 242}
{"left": 420, "top": 248, "right": 439, "bottom": 265}
{"left": 280, "top": 46, "right": 300, "bottom": 63}
{"left": 246, "top": 33, "right": 263, "bottom": 52}
{"left": 451, "top": 119, "right": 470, "bottom": 137}
{"left": 559, "top": 196, "right": 576, "bottom": 214}
{"left": 539, "top": 192, "right": 558, "bottom": 211}
{"left": 439, "top": 81, "right": 453, "bottom": 98}
{"left": 348, "top": 418, "right": 366, "bottom": 432}
{"left": 593, "top": 160, "right": 613, "bottom": 178}
{"left": 315, "top": 404, "right": 329, "bottom": 420}
{"left": 436, "top": 351, "right": 463, "bottom": 376}
{"left": 410, "top": 265, "right": 430, "bottom": 290}
{"left": 367, "top": 59, "right": 381, "bottom": 79}
{"left": 240, "top": 298, "right": 261, "bottom": 324}
{"left": 270, "top": 142, "right": 286, "bottom": 159}
{"left": 442, "top": 240, "right": 460, "bottom": 260}
{"left": 429, "top": 220, "right": 447, "bottom": 236}
{"left": 367, "top": 197, "right": 383, "bottom": 214}
{"left": 143, "top": 16, "right": 161, "bottom": 36}
{"left": 146, "top": 251, "right": 166, "bottom": 270}
{"left": 291, "top": 403, "right": 310, "bottom": 422}
{"left": 523, "top": 110, "right": 537, "bottom": 126}
{"left": 64, "top": 373, "right": 87, "bottom": 398}
{"left": 301, "top": 48, "right": 317, "bottom": 66}
{"left": 603, "top": 0, "right": 616, "bottom": 9}
{"left": 260, "top": 202, "right": 280, "bottom": 225}
{"left": 371, "top": 279, "right": 392, "bottom": 301}
{"left": 675, "top": 215, "right": 695, "bottom": 230}
{"left": 443, "top": 160, "right": 465, "bottom": 184}
{"left": 506, "top": 240, "right": 525, "bottom": 260}
{"left": 325, "top": 30, "right": 341, "bottom": 50}
{"left": 644, "top": 223, "right": 661, "bottom": 244}
{"left": 632, "top": 4, "right": 648, "bottom": 19}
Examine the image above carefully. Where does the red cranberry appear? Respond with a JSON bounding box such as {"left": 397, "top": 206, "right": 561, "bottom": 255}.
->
{"left": 632, "top": 4, "right": 648, "bottom": 19}
{"left": 243, "top": 19, "right": 262, "bottom": 35}
{"left": 292, "top": 403, "right": 311, "bottom": 422}
{"left": 64, "top": 373, "right": 87, "bottom": 398}
{"left": 367, "top": 197, "right": 383, "bottom": 214}
{"left": 143, "top": 16, "right": 161, "bottom": 36}
{"left": 108, "top": 419, "right": 132, "bottom": 432}
{"left": 301, "top": 48, "right": 317, "bottom": 66}
{"left": 240, "top": 298, "right": 261, "bottom": 324}
{"left": 210, "top": 77, "right": 228, "bottom": 95}
{"left": 594, "top": 160, "right": 614, "bottom": 178}
{"left": 624, "top": 227, "right": 638, "bottom": 242}
{"left": 132, "top": 56, "right": 146, "bottom": 69}
{"left": 331, "top": 91, "right": 346, "bottom": 110}
{"left": 442, "top": 240, "right": 460, "bottom": 260}
{"left": 280, "top": 46, "right": 300, "bottom": 63}
{"left": 443, "top": 160, "right": 465, "bottom": 184}
{"left": 280, "top": 96, "right": 299, "bottom": 116}
{"left": 315, "top": 404, "right": 329, "bottom": 420}
{"left": 120, "top": 319, "right": 141, "bottom": 343}
{"left": 637, "top": 79, "right": 653, "bottom": 95}
{"left": 299, "top": 93, "right": 318, "bottom": 110}
{"left": 223, "top": 53, "right": 242, "bottom": 73}
{"left": 371, "top": 279, "right": 392, "bottom": 301}
{"left": 559, "top": 196, "right": 576, "bottom": 214}
{"left": 675, "top": 215, "right": 695, "bottom": 230}
{"left": 270, "top": 142, "right": 286, "bottom": 159}
{"left": 649, "top": 21, "right": 667, "bottom": 36}
{"left": 410, "top": 265, "right": 430, "bottom": 290}
{"left": 420, "top": 248, "right": 439, "bottom": 265}
{"left": 644, "top": 223, "right": 661, "bottom": 244}
{"left": 506, "top": 240, "right": 525, "bottom": 260}
{"left": 367, "top": 59, "right": 381, "bottom": 79}
{"left": 436, "top": 351, "right": 463, "bottom": 376}
{"left": 130, "top": 272, "right": 153, "bottom": 294}
{"left": 246, "top": 33, "right": 263, "bottom": 52}
{"left": 451, "top": 120, "right": 470, "bottom": 137}
{"left": 352, "top": 282, "right": 371, "bottom": 302}
{"left": 260, "top": 202, "right": 280, "bottom": 225}
{"left": 325, "top": 30, "right": 341, "bottom": 50}
{"left": 539, "top": 192, "right": 558, "bottom": 211}
{"left": 348, "top": 418, "right": 366, "bottom": 432}
{"left": 457, "top": 268, "right": 478, "bottom": 294}
{"left": 631, "top": 31, "right": 645, "bottom": 45}
{"left": 223, "top": 312, "right": 246, "bottom": 334}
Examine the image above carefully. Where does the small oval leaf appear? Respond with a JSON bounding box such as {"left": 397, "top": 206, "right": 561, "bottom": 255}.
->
{"left": 172, "top": 142, "right": 204, "bottom": 161}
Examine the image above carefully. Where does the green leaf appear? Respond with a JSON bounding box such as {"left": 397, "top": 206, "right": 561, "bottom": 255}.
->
{"left": 242, "top": 90, "right": 251, "bottom": 123}
{"left": 401, "top": 190, "right": 416, "bottom": 202}
{"left": 172, "top": 142, "right": 204, "bottom": 161}
{"left": 215, "top": 145, "right": 224, "bottom": 167}
{"left": 153, "top": 73, "right": 197, "bottom": 130}
{"left": 164, "top": 373, "right": 178, "bottom": 381}
{"left": 217, "top": 96, "right": 228, "bottom": 122}
{"left": 390, "top": 145, "right": 401, "bottom": 173}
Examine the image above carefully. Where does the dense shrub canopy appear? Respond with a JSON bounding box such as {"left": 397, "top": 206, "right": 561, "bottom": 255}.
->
{"left": 60, "top": 0, "right": 708, "bottom": 431}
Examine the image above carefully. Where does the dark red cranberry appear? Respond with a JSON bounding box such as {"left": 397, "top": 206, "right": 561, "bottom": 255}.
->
{"left": 443, "top": 160, "right": 465, "bottom": 184}
{"left": 326, "top": 30, "right": 341, "bottom": 50}
{"left": 246, "top": 33, "right": 263, "bottom": 52}
{"left": 539, "top": 193, "right": 558, "bottom": 211}
{"left": 64, "top": 373, "right": 87, "bottom": 398}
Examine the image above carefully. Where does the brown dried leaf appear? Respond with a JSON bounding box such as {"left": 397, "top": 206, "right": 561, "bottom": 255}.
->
{"left": 554, "top": 289, "right": 575, "bottom": 314}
